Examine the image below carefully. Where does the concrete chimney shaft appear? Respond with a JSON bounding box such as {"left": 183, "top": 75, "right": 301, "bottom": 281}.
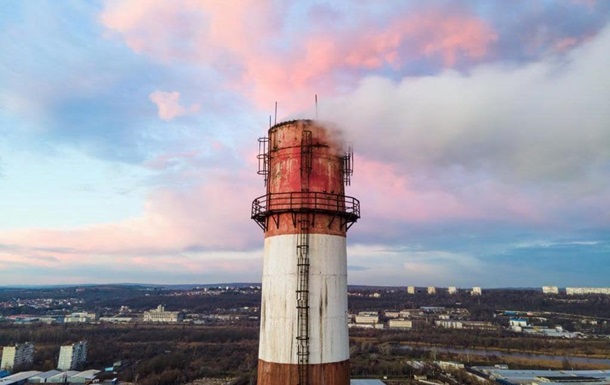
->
{"left": 251, "top": 120, "right": 360, "bottom": 385}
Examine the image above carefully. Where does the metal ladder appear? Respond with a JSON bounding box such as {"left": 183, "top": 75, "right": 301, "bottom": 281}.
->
{"left": 257, "top": 137, "right": 269, "bottom": 187}
{"left": 296, "top": 130, "right": 312, "bottom": 385}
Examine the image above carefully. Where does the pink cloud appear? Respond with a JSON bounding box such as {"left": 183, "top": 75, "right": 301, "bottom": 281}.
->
{"left": 100, "top": 2, "right": 497, "bottom": 110}
{"left": 100, "top": 0, "right": 205, "bottom": 60}
{"left": 126, "top": 254, "right": 260, "bottom": 275}
{"left": 552, "top": 34, "right": 595, "bottom": 54}
{"left": 350, "top": 156, "right": 549, "bottom": 231}
{"left": 413, "top": 12, "right": 498, "bottom": 66}
{"left": 339, "top": 10, "right": 497, "bottom": 69}
{"left": 554, "top": 37, "right": 579, "bottom": 52}
{"left": 351, "top": 158, "right": 471, "bottom": 224}
{"left": 149, "top": 90, "right": 200, "bottom": 120}
{"left": 1, "top": 150, "right": 546, "bottom": 281}
{"left": 100, "top": 0, "right": 278, "bottom": 64}
{"left": 242, "top": 8, "right": 498, "bottom": 108}
{"left": 0, "top": 167, "right": 263, "bottom": 273}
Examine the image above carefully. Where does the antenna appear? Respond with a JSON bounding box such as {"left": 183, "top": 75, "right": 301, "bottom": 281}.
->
{"left": 269, "top": 115, "right": 271, "bottom": 128}
{"left": 315, "top": 94, "right": 318, "bottom": 119}
{"left": 274, "top": 102, "right": 278, "bottom": 125}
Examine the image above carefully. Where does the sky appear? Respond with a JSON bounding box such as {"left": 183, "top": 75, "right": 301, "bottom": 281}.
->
{"left": 0, "top": 0, "right": 609, "bottom": 288}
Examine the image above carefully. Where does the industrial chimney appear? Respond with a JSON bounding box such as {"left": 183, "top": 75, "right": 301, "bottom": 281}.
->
{"left": 252, "top": 119, "right": 360, "bottom": 385}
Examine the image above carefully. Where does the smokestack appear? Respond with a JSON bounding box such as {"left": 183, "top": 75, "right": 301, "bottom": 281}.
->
{"left": 252, "top": 119, "right": 360, "bottom": 385}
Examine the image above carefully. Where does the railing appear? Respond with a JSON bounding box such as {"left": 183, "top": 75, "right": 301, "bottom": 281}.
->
{"left": 256, "top": 137, "right": 269, "bottom": 186}
{"left": 251, "top": 191, "right": 360, "bottom": 223}
{"left": 343, "top": 145, "right": 353, "bottom": 186}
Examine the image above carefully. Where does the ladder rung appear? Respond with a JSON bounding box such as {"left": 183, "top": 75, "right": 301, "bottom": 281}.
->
{"left": 296, "top": 210, "right": 310, "bottom": 385}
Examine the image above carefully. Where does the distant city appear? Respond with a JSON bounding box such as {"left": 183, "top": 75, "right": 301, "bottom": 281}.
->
{"left": 1, "top": 284, "right": 609, "bottom": 385}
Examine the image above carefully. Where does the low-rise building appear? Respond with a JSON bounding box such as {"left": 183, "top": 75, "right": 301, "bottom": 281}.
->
{"left": 421, "top": 306, "right": 445, "bottom": 313}
{"left": 435, "top": 320, "right": 463, "bottom": 329}
{"left": 406, "top": 286, "right": 415, "bottom": 294}
{"left": 0, "top": 371, "right": 41, "bottom": 385}
{"left": 566, "top": 287, "right": 610, "bottom": 295}
{"left": 521, "top": 326, "right": 581, "bottom": 338}
{"left": 509, "top": 318, "right": 528, "bottom": 327}
{"left": 143, "top": 305, "right": 184, "bottom": 323}
{"left": 461, "top": 321, "right": 497, "bottom": 331}
{"left": 47, "top": 371, "right": 79, "bottom": 383}
{"left": 64, "top": 313, "right": 98, "bottom": 323}
{"left": 28, "top": 370, "right": 61, "bottom": 383}
{"left": 384, "top": 311, "right": 400, "bottom": 319}
{"left": 388, "top": 319, "right": 413, "bottom": 329}
{"left": 427, "top": 286, "right": 436, "bottom": 295}
{"left": 68, "top": 369, "right": 100, "bottom": 383}
{"left": 99, "top": 317, "right": 133, "bottom": 323}
{"left": 399, "top": 309, "right": 423, "bottom": 318}
{"left": 351, "top": 312, "right": 382, "bottom": 328}
{"left": 542, "top": 286, "right": 559, "bottom": 294}
{"left": 355, "top": 315, "right": 379, "bottom": 324}
{"left": 447, "top": 286, "right": 457, "bottom": 294}
{"left": 435, "top": 320, "right": 497, "bottom": 330}
{"left": 348, "top": 323, "right": 384, "bottom": 330}
{"left": 358, "top": 311, "right": 377, "bottom": 316}
{"left": 472, "top": 367, "right": 610, "bottom": 385}
{"left": 471, "top": 287, "right": 482, "bottom": 296}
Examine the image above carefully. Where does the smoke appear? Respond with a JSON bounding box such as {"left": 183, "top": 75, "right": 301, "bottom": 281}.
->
{"left": 317, "top": 25, "right": 610, "bottom": 188}
{"left": 316, "top": 119, "right": 349, "bottom": 156}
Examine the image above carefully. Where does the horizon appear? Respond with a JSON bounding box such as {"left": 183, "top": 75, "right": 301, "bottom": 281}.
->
{"left": 0, "top": 282, "right": 596, "bottom": 291}
{"left": 1, "top": 1, "right": 609, "bottom": 287}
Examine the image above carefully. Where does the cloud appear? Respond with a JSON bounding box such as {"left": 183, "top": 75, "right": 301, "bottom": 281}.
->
{"left": 0, "top": 250, "right": 263, "bottom": 286}
{"left": 2, "top": 1, "right": 610, "bottom": 287}
{"left": 149, "top": 90, "right": 200, "bottom": 120}
{"left": 0, "top": 160, "right": 266, "bottom": 282}
{"left": 328, "top": 25, "right": 610, "bottom": 287}
{"left": 0, "top": 2, "right": 230, "bottom": 165}
{"left": 100, "top": 1, "right": 499, "bottom": 110}
{"left": 401, "top": 250, "right": 485, "bottom": 283}
{"left": 344, "top": 244, "right": 488, "bottom": 286}
{"left": 98, "top": 1, "right": 610, "bottom": 114}
{"left": 320, "top": 25, "right": 610, "bottom": 219}
{"left": 347, "top": 265, "right": 369, "bottom": 272}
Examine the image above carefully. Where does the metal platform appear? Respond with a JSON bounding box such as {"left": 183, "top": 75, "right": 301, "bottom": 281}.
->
{"left": 251, "top": 191, "right": 360, "bottom": 231}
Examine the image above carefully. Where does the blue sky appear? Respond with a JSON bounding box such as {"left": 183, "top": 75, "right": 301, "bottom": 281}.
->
{"left": 0, "top": 0, "right": 609, "bottom": 287}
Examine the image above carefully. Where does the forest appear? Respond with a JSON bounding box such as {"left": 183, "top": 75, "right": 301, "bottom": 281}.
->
{"left": 1, "top": 322, "right": 608, "bottom": 385}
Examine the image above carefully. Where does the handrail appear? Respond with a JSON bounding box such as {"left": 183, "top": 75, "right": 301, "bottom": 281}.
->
{"left": 251, "top": 191, "right": 360, "bottom": 220}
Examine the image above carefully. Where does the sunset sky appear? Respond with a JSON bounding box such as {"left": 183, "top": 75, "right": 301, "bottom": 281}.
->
{"left": 1, "top": 1, "right": 609, "bottom": 287}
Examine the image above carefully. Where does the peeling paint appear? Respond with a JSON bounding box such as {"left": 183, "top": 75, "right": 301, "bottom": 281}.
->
{"left": 259, "top": 234, "right": 348, "bottom": 364}
{"left": 255, "top": 121, "right": 356, "bottom": 385}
